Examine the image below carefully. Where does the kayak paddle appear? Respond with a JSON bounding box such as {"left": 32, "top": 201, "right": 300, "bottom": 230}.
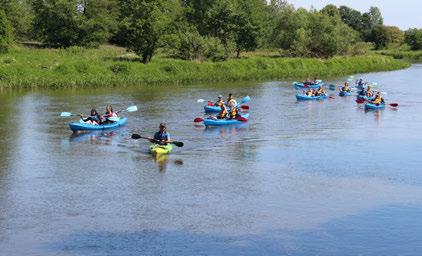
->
{"left": 60, "top": 106, "right": 138, "bottom": 118}
{"left": 240, "top": 105, "right": 249, "bottom": 110}
{"left": 60, "top": 112, "right": 78, "bottom": 117}
{"left": 356, "top": 98, "right": 365, "bottom": 104}
{"left": 131, "top": 134, "right": 184, "bottom": 147}
{"left": 240, "top": 96, "right": 251, "bottom": 105}
{"left": 117, "top": 105, "right": 138, "bottom": 113}
{"left": 389, "top": 103, "right": 399, "bottom": 107}
{"left": 194, "top": 117, "right": 204, "bottom": 123}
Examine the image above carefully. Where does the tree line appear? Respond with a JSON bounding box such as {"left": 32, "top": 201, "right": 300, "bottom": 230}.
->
{"left": 1, "top": 0, "right": 422, "bottom": 62}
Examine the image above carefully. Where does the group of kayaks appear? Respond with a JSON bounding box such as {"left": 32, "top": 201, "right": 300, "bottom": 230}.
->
{"left": 293, "top": 79, "right": 395, "bottom": 111}
{"left": 197, "top": 96, "right": 251, "bottom": 127}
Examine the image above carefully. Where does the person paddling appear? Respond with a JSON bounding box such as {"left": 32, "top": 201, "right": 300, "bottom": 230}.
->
{"left": 227, "top": 99, "right": 240, "bottom": 120}
{"left": 366, "top": 86, "right": 374, "bottom": 98}
{"left": 214, "top": 95, "right": 224, "bottom": 107}
{"left": 80, "top": 108, "right": 102, "bottom": 125}
{"left": 103, "top": 105, "right": 118, "bottom": 124}
{"left": 342, "top": 82, "right": 350, "bottom": 92}
{"left": 226, "top": 93, "right": 237, "bottom": 108}
{"left": 371, "top": 92, "right": 384, "bottom": 105}
{"left": 217, "top": 103, "right": 228, "bottom": 119}
{"left": 148, "top": 123, "right": 171, "bottom": 145}
{"left": 314, "top": 86, "right": 325, "bottom": 96}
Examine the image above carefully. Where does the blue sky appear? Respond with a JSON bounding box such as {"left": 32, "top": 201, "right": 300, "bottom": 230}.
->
{"left": 286, "top": 0, "right": 421, "bottom": 30}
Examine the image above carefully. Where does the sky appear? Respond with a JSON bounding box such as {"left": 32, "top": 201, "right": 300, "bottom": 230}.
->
{"left": 285, "top": 0, "right": 421, "bottom": 30}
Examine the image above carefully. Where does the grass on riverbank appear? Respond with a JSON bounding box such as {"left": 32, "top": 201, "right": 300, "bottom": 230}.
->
{"left": 377, "top": 50, "right": 422, "bottom": 63}
{"left": 0, "top": 45, "right": 411, "bottom": 88}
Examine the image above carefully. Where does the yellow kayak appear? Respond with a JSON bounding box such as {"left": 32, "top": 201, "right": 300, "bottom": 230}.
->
{"left": 149, "top": 144, "right": 173, "bottom": 155}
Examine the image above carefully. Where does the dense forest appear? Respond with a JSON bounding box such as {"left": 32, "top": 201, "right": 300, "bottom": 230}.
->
{"left": 1, "top": 0, "right": 421, "bottom": 63}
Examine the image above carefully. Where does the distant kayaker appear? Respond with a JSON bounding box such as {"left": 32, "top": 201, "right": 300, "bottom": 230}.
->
{"left": 227, "top": 93, "right": 237, "bottom": 107}
{"left": 314, "top": 86, "right": 326, "bottom": 96}
{"left": 357, "top": 78, "right": 364, "bottom": 86}
{"left": 305, "top": 89, "right": 314, "bottom": 96}
{"left": 342, "top": 82, "right": 350, "bottom": 92}
{"left": 217, "top": 104, "right": 228, "bottom": 119}
{"left": 312, "top": 77, "right": 318, "bottom": 85}
{"left": 80, "top": 108, "right": 102, "bottom": 125}
{"left": 228, "top": 100, "right": 240, "bottom": 120}
{"left": 149, "top": 123, "right": 171, "bottom": 145}
{"left": 214, "top": 95, "right": 224, "bottom": 107}
{"left": 366, "top": 86, "right": 374, "bottom": 98}
{"left": 371, "top": 92, "right": 384, "bottom": 105}
{"left": 103, "top": 105, "right": 118, "bottom": 124}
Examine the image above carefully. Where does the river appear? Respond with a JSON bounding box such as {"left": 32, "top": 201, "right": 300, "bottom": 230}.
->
{"left": 1, "top": 65, "right": 422, "bottom": 255}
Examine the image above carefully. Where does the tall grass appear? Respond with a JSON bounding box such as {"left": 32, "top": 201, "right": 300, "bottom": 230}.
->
{"left": 0, "top": 45, "right": 410, "bottom": 89}
{"left": 377, "top": 50, "right": 422, "bottom": 63}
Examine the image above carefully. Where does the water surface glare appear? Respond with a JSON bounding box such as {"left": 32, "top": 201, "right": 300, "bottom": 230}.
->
{"left": 1, "top": 65, "right": 422, "bottom": 255}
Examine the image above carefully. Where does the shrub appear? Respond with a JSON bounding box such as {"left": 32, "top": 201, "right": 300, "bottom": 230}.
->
{"left": 0, "top": 10, "right": 14, "bottom": 53}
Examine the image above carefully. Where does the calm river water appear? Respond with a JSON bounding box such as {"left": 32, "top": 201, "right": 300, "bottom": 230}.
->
{"left": 1, "top": 65, "right": 422, "bottom": 256}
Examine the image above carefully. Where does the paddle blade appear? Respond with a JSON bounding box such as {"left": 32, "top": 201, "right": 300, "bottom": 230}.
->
{"left": 389, "top": 103, "right": 399, "bottom": 107}
{"left": 172, "top": 141, "right": 184, "bottom": 147}
{"left": 207, "top": 101, "right": 214, "bottom": 106}
{"left": 126, "top": 106, "right": 138, "bottom": 112}
{"left": 194, "top": 118, "right": 204, "bottom": 123}
{"left": 108, "top": 116, "right": 120, "bottom": 122}
{"left": 240, "top": 105, "right": 249, "bottom": 110}
{"left": 240, "top": 96, "right": 251, "bottom": 104}
{"left": 60, "top": 112, "right": 72, "bottom": 117}
{"left": 356, "top": 99, "right": 365, "bottom": 104}
{"left": 237, "top": 116, "right": 248, "bottom": 122}
{"left": 131, "top": 134, "right": 142, "bottom": 139}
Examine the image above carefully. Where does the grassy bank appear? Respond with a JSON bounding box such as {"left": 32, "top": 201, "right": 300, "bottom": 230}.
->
{"left": 377, "top": 50, "right": 422, "bottom": 63}
{"left": 0, "top": 46, "right": 411, "bottom": 88}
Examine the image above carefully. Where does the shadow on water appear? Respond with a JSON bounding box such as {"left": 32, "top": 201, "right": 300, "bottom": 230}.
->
{"left": 48, "top": 205, "right": 422, "bottom": 256}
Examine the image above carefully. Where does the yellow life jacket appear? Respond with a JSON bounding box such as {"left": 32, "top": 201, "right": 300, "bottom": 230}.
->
{"left": 372, "top": 96, "right": 381, "bottom": 104}
{"left": 218, "top": 107, "right": 228, "bottom": 119}
{"left": 230, "top": 107, "right": 238, "bottom": 118}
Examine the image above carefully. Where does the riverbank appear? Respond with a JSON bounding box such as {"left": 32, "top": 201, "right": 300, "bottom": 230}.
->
{"left": 377, "top": 50, "right": 422, "bottom": 63}
{"left": 0, "top": 46, "right": 410, "bottom": 88}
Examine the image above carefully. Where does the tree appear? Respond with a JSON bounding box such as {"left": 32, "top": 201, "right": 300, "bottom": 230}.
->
{"left": 405, "top": 28, "right": 422, "bottom": 50}
{"left": 119, "top": 0, "right": 176, "bottom": 63}
{"left": 0, "top": 9, "right": 14, "bottom": 52}
{"left": 371, "top": 25, "right": 391, "bottom": 49}
{"left": 32, "top": 0, "right": 82, "bottom": 47}
{"left": 0, "top": 0, "right": 33, "bottom": 40}
{"left": 339, "top": 6, "right": 364, "bottom": 33}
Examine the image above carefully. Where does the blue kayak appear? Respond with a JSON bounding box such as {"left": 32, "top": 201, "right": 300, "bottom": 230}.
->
{"left": 204, "top": 105, "right": 221, "bottom": 113}
{"left": 365, "top": 103, "right": 385, "bottom": 110}
{"left": 357, "top": 95, "right": 375, "bottom": 101}
{"left": 69, "top": 117, "right": 127, "bottom": 132}
{"left": 296, "top": 94, "right": 328, "bottom": 101}
{"left": 339, "top": 91, "right": 352, "bottom": 97}
{"left": 203, "top": 114, "right": 250, "bottom": 127}
{"left": 293, "top": 80, "right": 323, "bottom": 89}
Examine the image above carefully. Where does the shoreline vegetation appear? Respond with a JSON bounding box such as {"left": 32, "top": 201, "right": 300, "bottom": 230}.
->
{"left": 0, "top": 46, "right": 410, "bottom": 89}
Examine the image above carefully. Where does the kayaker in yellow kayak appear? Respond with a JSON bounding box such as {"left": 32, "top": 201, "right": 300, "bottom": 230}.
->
{"left": 148, "top": 123, "right": 171, "bottom": 145}
{"left": 314, "top": 86, "right": 326, "bottom": 96}
{"left": 80, "top": 108, "right": 102, "bottom": 125}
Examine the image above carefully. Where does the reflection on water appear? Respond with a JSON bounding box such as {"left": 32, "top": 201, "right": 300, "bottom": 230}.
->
{"left": 1, "top": 65, "right": 422, "bottom": 255}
